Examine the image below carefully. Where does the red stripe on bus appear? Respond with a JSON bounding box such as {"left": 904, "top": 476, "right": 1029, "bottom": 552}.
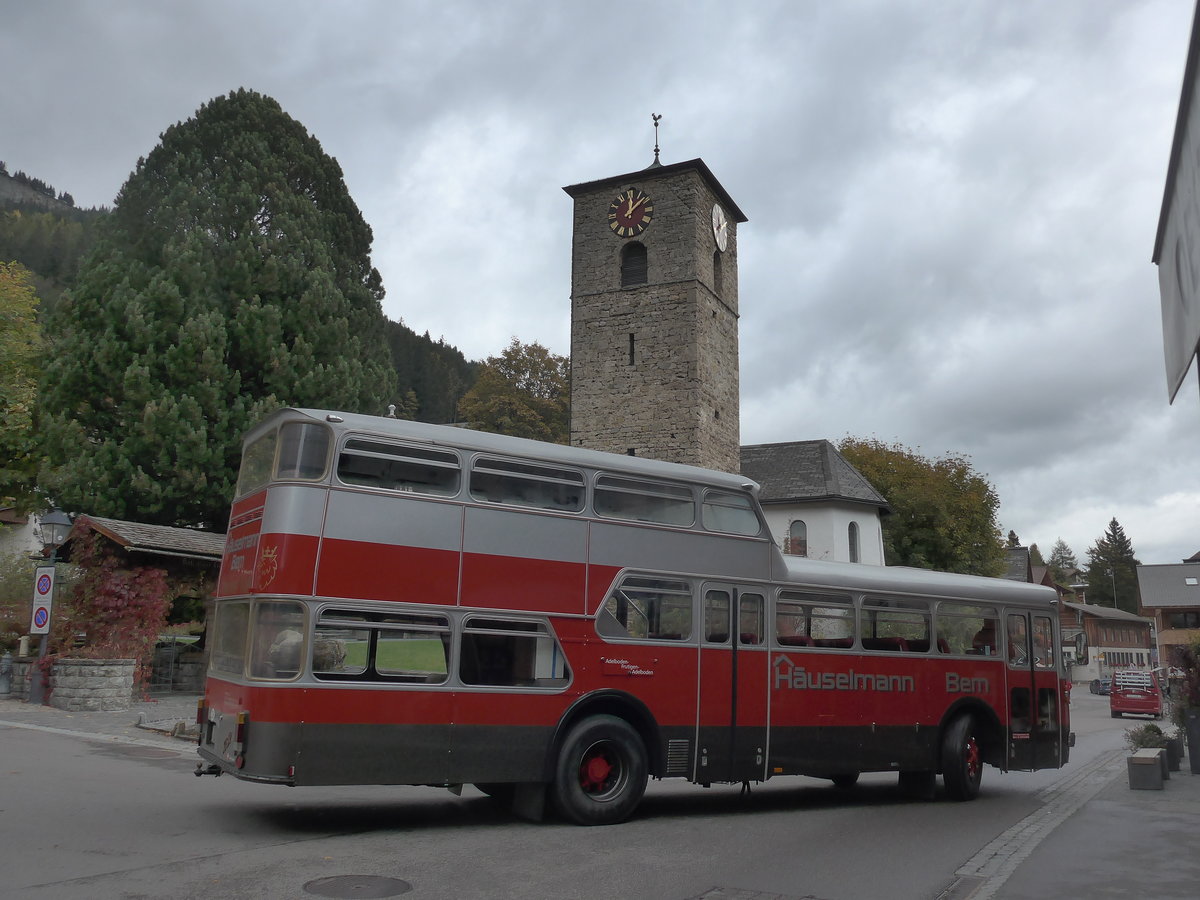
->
{"left": 315, "top": 538, "right": 459, "bottom": 605}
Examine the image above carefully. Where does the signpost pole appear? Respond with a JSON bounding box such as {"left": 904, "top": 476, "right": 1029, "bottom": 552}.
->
{"left": 27, "top": 565, "right": 56, "bottom": 705}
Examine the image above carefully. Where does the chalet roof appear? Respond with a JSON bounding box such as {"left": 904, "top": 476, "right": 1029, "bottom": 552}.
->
{"left": 1061, "top": 600, "right": 1154, "bottom": 625}
{"left": 739, "top": 441, "right": 890, "bottom": 511}
{"left": 1184, "top": 549, "right": 1200, "bottom": 563}
{"left": 1136, "top": 562, "right": 1200, "bottom": 609}
{"left": 61, "top": 515, "right": 225, "bottom": 564}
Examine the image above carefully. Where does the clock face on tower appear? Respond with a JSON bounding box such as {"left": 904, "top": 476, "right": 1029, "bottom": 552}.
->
{"left": 608, "top": 188, "right": 654, "bottom": 238}
{"left": 711, "top": 203, "right": 728, "bottom": 252}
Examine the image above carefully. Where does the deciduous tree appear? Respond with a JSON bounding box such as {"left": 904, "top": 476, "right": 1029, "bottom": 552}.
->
{"left": 39, "top": 89, "right": 396, "bottom": 528}
{"left": 838, "top": 437, "right": 1005, "bottom": 576}
{"left": 457, "top": 338, "right": 568, "bottom": 443}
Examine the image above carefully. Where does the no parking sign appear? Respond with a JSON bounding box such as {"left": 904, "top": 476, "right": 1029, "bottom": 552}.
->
{"left": 30, "top": 565, "right": 55, "bottom": 635}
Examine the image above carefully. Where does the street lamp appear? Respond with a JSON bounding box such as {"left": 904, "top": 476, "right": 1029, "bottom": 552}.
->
{"left": 27, "top": 509, "right": 73, "bottom": 704}
{"left": 38, "top": 509, "right": 73, "bottom": 554}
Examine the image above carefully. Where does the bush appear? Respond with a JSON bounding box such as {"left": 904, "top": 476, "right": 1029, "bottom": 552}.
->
{"left": 1125, "top": 722, "right": 1167, "bottom": 752}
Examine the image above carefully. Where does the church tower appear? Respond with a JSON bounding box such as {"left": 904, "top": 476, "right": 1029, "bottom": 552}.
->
{"left": 563, "top": 157, "right": 747, "bottom": 473}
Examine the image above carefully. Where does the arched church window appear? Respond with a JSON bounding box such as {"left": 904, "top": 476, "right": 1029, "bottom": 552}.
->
{"left": 621, "top": 242, "right": 648, "bottom": 287}
{"left": 787, "top": 520, "right": 807, "bottom": 557}
{"left": 848, "top": 521, "right": 860, "bottom": 563}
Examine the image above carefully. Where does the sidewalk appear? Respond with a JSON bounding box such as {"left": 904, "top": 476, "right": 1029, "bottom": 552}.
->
{"left": 0, "top": 692, "right": 201, "bottom": 743}
{"left": 948, "top": 746, "right": 1200, "bottom": 900}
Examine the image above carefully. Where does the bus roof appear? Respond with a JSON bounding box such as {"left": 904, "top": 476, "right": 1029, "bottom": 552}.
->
{"left": 255, "top": 408, "right": 760, "bottom": 496}
{"left": 778, "top": 553, "right": 1058, "bottom": 607}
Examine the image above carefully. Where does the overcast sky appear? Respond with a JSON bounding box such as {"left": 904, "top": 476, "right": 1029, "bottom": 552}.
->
{"left": 4, "top": 0, "right": 1198, "bottom": 568}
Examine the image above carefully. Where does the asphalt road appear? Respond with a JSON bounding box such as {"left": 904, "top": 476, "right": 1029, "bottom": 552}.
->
{"left": 0, "top": 690, "right": 1127, "bottom": 900}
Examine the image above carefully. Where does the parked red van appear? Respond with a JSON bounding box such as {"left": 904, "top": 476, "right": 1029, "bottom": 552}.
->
{"left": 1109, "top": 670, "right": 1163, "bottom": 718}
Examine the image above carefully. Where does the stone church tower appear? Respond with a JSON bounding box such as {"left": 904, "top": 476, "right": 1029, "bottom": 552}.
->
{"left": 563, "top": 158, "right": 747, "bottom": 473}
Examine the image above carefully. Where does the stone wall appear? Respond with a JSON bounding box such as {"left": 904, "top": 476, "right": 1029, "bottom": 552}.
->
{"left": 50, "top": 658, "right": 136, "bottom": 711}
{"left": 3, "top": 657, "right": 35, "bottom": 701}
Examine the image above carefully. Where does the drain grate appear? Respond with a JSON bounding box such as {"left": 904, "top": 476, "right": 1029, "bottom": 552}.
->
{"left": 303, "top": 875, "right": 412, "bottom": 898}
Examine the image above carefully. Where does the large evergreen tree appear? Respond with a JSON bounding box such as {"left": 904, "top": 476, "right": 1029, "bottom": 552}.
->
{"left": 39, "top": 89, "right": 396, "bottom": 529}
{"left": 1046, "top": 538, "right": 1078, "bottom": 584}
{"left": 1084, "top": 518, "right": 1141, "bottom": 613}
{"left": 838, "top": 437, "right": 1006, "bottom": 576}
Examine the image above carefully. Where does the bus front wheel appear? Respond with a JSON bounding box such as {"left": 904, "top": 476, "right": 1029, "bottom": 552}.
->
{"left": 942, "top": 714, "right": 983, "bottom": 801}
{"left": 552, "top": 715, "right": 647, "bottom": 825}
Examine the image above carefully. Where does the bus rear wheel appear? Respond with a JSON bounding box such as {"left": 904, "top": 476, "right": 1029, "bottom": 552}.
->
{"left": 830, "top": 772, "right": 859, "bottom": 789}
{"left": 942, "top": 714, "right": 983, "bottom": 801}
{"left": 552, "top": 715, "right": 647, "bottom": 826}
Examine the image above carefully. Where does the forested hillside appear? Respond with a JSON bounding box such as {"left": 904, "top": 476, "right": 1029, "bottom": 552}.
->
{"left": 1, "top": 163, "right": 477, "bottom": 424}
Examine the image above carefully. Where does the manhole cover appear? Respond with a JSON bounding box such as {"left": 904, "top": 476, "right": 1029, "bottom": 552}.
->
{"left": 303, "top": 875, "right": 412, "bottom": 898}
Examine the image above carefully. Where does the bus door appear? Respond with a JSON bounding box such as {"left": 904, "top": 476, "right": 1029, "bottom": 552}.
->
{"left": 1005, "top": 612, "right": 1064, "bottom": 770}
{"left": 696, "top": 584, "right": 769, "bottom": 784}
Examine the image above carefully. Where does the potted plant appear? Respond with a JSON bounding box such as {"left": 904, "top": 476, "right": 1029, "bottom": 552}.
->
{"left": 1171, "top": 637, "right": 1200, "bottom": 774}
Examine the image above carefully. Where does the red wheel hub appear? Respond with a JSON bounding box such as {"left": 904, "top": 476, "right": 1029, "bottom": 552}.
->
{"left": 580, "top": 748, "right": 614, "bottom": 793}
{"left": 965, "top": 736, "right": 980, "bottom": 778}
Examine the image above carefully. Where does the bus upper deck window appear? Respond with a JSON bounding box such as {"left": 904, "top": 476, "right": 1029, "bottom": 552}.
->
{"left": 702, "top": 490, "right": 761, "bottom": 536}
{"left": 338, "top": 439, "right": 461, "bottom": 497}
{"left": 470, "top": 457, "right": 584, "bottom": 512}
{"left": 236, "top": 430, "right": 278, "bottom": 497}
{"left": 594, "top": 476, "right": 695, "bottom": 527}
{"left": 276, "top": 423, "right": 331, "bottom": 481}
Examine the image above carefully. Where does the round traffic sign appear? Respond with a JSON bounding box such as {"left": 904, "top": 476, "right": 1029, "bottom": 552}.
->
{"left": 36, "top": 573, "right": 52, "bottom": 595}
{"left": 33, "top": 606, "right": 49, "bottom": 628}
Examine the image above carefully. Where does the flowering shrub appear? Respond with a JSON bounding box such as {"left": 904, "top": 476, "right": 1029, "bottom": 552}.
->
{"left": 41, "top": 531, "right": 170, "bottom": 689}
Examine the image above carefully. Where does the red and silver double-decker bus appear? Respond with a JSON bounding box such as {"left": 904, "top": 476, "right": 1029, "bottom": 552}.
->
{"left": 196, "top": 408, "right": 1073, "bottom": 825}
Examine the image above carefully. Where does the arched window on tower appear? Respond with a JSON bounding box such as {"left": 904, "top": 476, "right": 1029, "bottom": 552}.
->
{"left": 848, "top": 521, "right": 860, "bottom": 563}
{"left": 621, "top": 242, "right": 648, "bottom": 286}
{"left": 786, "top": 520, "right": 807, "bottom": 557}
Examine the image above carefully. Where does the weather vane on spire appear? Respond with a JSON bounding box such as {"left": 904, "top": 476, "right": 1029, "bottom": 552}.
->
{"left": 652, "top": 113, "right": 662, "bottom": 164}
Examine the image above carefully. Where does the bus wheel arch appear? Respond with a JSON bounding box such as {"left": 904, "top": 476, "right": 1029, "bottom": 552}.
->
{"left": 549, "top": 691, "right": 663, "bottom": 778}
{"left": 940, "top": 699, "right": 1004, "bottom": 772}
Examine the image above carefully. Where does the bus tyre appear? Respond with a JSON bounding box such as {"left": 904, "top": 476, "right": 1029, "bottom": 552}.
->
{"left": 552, "top": 715, "right": 647, "bottom": 826}
{"left": 942, "top": 714, "right": 983, "bottom": 801}
{"left": 830, "top": 772, "right": 859, "bottom": 789}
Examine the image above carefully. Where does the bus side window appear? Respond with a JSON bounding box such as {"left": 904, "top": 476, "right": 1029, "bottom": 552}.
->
{"left": 1008, "top": 615, "right": 1030, "bottom": 667}
{"left": 1032, "top": 616, "right": 1054, "bottom": 669}
{"left": 861, "top": 597, "right": 929, "bottom": 652}
{"left": 599, "top": 576, "right": 693, "bottom": 642}
{"left": 935, "top": 604, "right": 998, "bottom": 656}
{"left": 704, "top": 590, "right": 730, "bottom": 643}
{"left": 775, "top": 591, "right": 854, "bottom": 649}
{"left": 459, "top": 618, "right": 569, "bottom": 687}
{"left": 739, "top": 593, "right": 764, "bottom": 645}
{"left": 248, "top": 601, "right": 306, "bottom": 680}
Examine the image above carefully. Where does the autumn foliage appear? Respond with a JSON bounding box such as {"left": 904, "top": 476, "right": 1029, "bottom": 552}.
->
{"left": 45, "top": 531, "right": 170, "bottom": 684}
